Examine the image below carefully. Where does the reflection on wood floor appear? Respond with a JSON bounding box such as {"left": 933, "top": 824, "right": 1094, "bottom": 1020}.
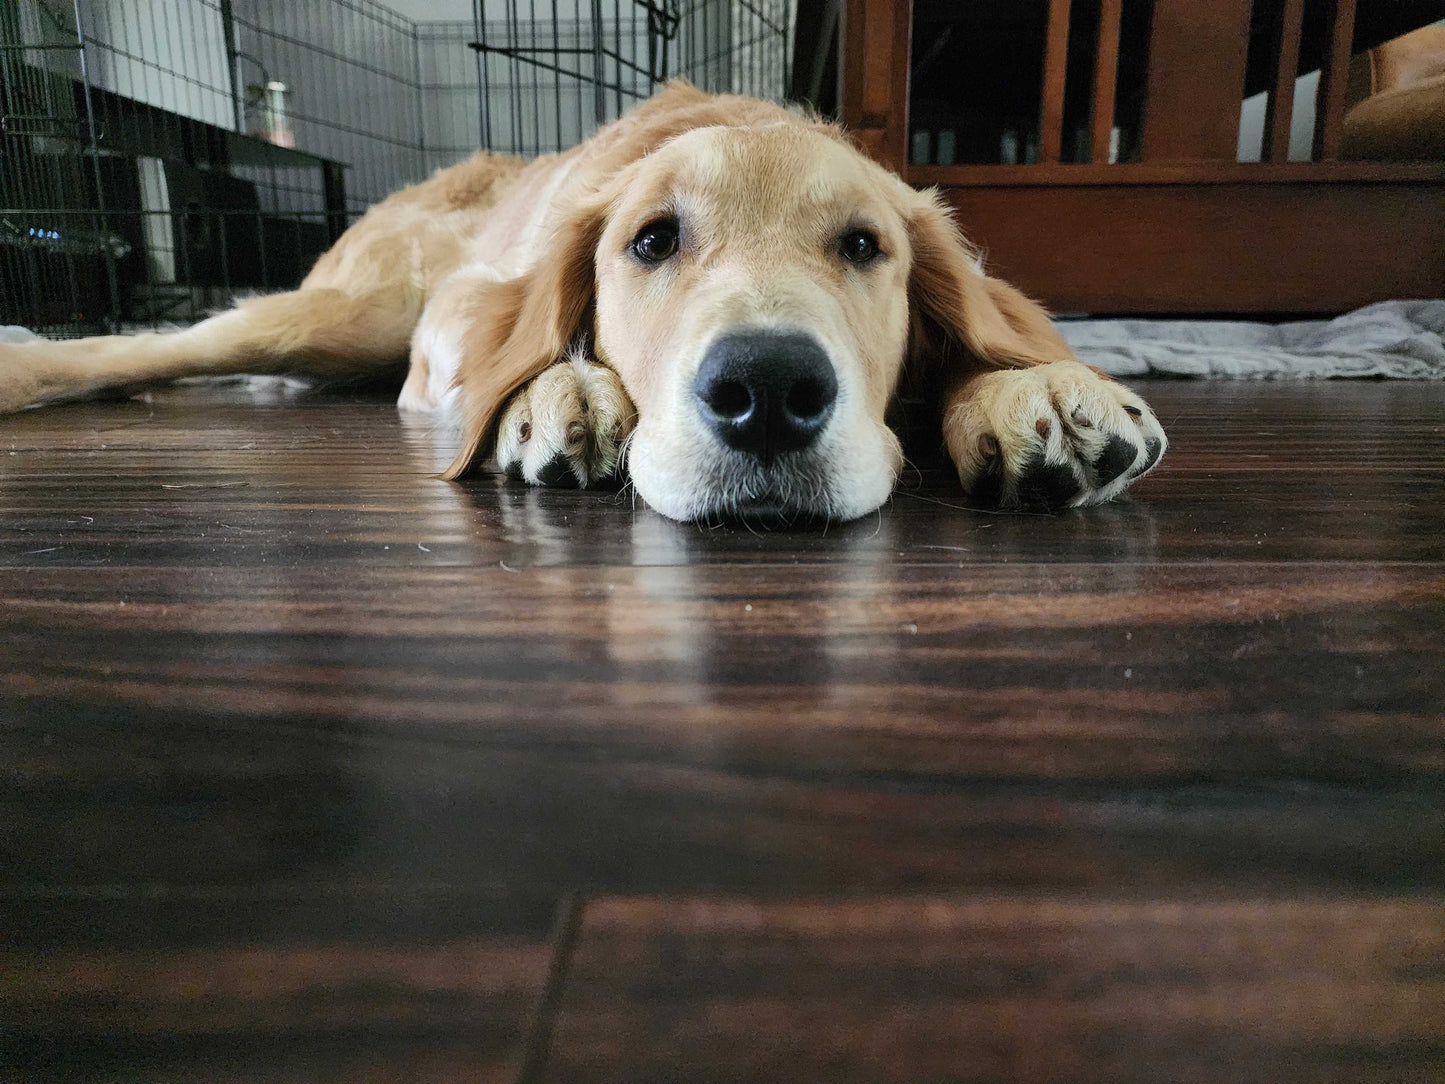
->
{"left": 2, "top": 380, "right": 1442, "bottom": 1081}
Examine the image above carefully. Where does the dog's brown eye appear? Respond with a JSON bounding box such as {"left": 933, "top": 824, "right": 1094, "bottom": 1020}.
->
{"left": 839, "top": 229, "right": 880, "bottom": 264}
{"left": 631, "top": 218, "right": 679, "bottom": 264}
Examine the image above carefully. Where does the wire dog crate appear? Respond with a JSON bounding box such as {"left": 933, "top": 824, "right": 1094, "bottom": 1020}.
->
{"left": 0, "top": 0, "right": 792, "bottom": 338}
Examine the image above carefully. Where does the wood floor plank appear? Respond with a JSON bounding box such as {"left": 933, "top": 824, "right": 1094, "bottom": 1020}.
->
{"left": 3, "top": 715, "right": 1439, "bottom": 893}
{"left": 2, "top": 383, "right": 1442, "bottom": 569}
{"left": 1, "top": 379, "right": 1442, "bottom": 1078}
{"left": 540, "top": 895, "right": 1445, "bottom": 1084}
{"left": 0, "top": 893, "right": 561, "bottom": 1083}
{"left": 1, "top": 382, "right": 1443, "bottom": 898}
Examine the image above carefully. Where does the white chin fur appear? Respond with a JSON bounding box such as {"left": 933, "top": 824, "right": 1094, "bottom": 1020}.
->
{"left": 628, "top": 420, "right": 900, "bottom": 523}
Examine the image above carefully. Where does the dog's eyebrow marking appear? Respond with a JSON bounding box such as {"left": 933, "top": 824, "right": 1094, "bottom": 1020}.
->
{"left": 627, "top": 205, "right": 681, "bottom": 237}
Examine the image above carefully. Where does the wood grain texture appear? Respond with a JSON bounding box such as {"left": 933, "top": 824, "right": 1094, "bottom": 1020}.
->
{"left": 1313, "top": 0, "right": 1358, "bottom": 160}
{"left": 1139, "top": 0, "right": 1254, "bottom": 161}
{"left": 1089, "top": 0, "right": 1123, "bottom": 163}
{"left": 908, "top": 161, "right": 1445, "bottom": 185}
{"left": 1039, "top": 0, "right": 1073, "bottom": 164}
{"left": 839, "top": 0, "right": 911, "bottom": 171}
{"left": 936, "top": 181, "right": 1445, "bottom": 312}
{"left": 846, "top": 0, "right": 1440, "bottom": 312}
{"left": 541, "top": 896, "right": 1445, "bottom": 1083}
{"left": 1, "top": 379, "right": 1443, "bottom": 1078}
{"left": 1263, "top": 0, "right": 1305, "bottom": 163}
{"left": 0, "top": 893, "right": 561, "bottom": 1082}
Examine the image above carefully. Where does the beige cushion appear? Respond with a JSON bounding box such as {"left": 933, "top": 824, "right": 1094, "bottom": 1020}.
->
{"left": 1342, "top": 71, "right": 1445, "bottom": 160}
{"left": 1371, "top": 25, "right": 1445, "bottom": 95}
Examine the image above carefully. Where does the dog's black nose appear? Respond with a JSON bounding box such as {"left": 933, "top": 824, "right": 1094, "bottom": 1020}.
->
{"left": 694, "top": 330, "right": 837, "bottom": 461}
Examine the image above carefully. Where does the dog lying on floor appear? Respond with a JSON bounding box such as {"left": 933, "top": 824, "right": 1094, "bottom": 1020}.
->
{"left": 0, "top": 82, "right": 1165, "bottom": 522}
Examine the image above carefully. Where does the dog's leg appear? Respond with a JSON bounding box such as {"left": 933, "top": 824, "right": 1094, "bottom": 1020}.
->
{"left": 492, "top": 352, "right": 636, "bottom": 488}
{"left": 398, "top": 264, "right": 509, "bottom": 414}
{"left": 404, "top": 257, "right": 634, "bottom": 487}
{"left": 941, "top": 360, "right": 1167, "bottom": 511}
{"left": 0, "top": 286, "right": 419, "bottom": 413}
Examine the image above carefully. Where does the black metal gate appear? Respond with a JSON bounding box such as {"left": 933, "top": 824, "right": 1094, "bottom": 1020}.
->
{"left": 0, "top": 0, "right": 790, "bottom": 337}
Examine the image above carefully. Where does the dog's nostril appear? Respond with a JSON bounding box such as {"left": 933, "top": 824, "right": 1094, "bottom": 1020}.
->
{"left": 786, "top": 378, "right": 829, "bottom": 421}
{"left": 706, "top": 379, "right": 752, "bottom": 420}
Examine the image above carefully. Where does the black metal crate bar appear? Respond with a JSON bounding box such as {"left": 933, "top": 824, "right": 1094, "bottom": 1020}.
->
{"left": 1, "top": 0, "right": 791, "bottom": 338}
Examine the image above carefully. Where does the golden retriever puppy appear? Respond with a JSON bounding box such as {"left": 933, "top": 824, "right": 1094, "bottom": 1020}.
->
{"left": 0, "top": 82, "right": 1165, "bottom": 521}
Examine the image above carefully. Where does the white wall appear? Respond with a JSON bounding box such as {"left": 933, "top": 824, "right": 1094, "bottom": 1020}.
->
{"left": 1238, "top": 70, "right": 1320, "bottom": 162}
{"left": 384, "top": 0, "right": 472, "bottom": 18}
{"left": 17, "top": 0, "right": 235, "bottom": 130}
{"left": 231, "top": 0, "right": 427, "bottom": 210}
{"left": 384, "top": 0, "right": 540, "bottom": 22}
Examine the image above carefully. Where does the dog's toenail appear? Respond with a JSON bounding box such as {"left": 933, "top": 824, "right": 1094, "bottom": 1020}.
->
{"left": 1124, "top": 405, "right": 1142, "bottom": 418}
{"left": 1035, "top": 417, "right": 1051, "bottom": 439}
{"left": 1071, "top": 409, "right": 1092, "bottom": 428}
{"left": 518, "top": 421, "right": 531, "bottom": 442}
{"left": 977, "top": 433, "right": 999, "bottom": 458}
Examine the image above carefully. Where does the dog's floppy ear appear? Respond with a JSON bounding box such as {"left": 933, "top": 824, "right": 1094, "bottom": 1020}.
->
{"left": 906, "top": 191, "right": 1073, "bottom": 388}
{"left": 441, "top": 197, "right": 607, "bottom": 480}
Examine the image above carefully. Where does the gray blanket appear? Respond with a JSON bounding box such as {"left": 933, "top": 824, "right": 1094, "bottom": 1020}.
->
{"left": 1060, "top": 299, "right": 1445, "bottom": 380}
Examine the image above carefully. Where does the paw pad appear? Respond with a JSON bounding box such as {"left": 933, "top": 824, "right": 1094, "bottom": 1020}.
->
{"left": 1092, "top": 434, "right": 1139, "bottom": 486}
{"left": 1014, "top": 455, "right": 1082, "bottom": 512}
{"left": 536, "top": 453, "right": 580, "bottom": 488}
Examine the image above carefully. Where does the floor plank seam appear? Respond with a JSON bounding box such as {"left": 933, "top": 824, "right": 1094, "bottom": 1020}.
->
{"left": 515, "top": 893, "right": 587, "bottom": 1084}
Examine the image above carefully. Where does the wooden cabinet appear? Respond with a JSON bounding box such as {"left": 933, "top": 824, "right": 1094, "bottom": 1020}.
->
{"left": 834, "top": 0, "right": 1445, "bottom": 313}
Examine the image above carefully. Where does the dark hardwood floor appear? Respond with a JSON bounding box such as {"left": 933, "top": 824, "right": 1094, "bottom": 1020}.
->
{"left": 2, "top": 380, "right": 1442, "bottom": 1081}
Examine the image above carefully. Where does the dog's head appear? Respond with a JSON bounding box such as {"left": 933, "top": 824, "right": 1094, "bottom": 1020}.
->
{"left": 445, "top": 120, "right": 1062, "bottom": 521}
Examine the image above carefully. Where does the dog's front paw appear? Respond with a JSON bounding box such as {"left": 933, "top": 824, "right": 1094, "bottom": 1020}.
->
{"left": 494, "top": 352, "right": 636, "bottom": 487}
{"left": 943, "top": 360, "right": 1166, "bottom": 511}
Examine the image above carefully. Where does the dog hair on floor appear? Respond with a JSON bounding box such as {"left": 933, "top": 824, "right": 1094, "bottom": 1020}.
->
{"left": 0, "top": 81, "right": 1165, "bottom": 522}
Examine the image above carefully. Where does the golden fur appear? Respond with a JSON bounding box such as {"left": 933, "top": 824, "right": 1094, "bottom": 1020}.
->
{"left": 0, "top": 82, "right": 1165, "bottom": 520}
